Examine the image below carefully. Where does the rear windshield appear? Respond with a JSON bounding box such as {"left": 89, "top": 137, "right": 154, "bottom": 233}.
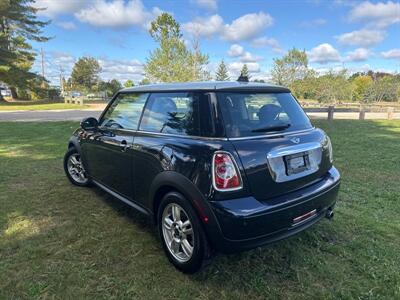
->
{"left": 217, "top": 92, "right": 312, "bottom": 138}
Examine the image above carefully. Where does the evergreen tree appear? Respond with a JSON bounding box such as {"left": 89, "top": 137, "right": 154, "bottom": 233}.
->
{"left": 0, "top": 0, "right": 49, "bottom": 98}
{"left": 71, "top": 57, "right": 101, "bottom": 92}
{"left": 215, "top": 60, "right": 230, "bottom": 81}
{"left": 240, "top": 64, "right": 250, "bottom": 79}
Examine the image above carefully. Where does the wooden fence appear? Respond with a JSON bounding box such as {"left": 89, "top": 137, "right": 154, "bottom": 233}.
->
{"left": 303, "top": 105, "right": 399, "bottom": 120}
{"left": 64, "top": 96, "right": 108, "bottom": 106}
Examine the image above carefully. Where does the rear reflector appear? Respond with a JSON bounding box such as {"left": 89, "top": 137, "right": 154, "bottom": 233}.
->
{"left": 212, "top": 151, "right": 243, "bottom": 191}
{"left": 292, "top": 209, "right": 317, "bottom": 226}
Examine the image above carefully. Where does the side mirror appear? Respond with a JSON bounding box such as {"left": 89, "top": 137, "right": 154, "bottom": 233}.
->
{"left": 80, "top": 117, "right": 98, "bottom": 130}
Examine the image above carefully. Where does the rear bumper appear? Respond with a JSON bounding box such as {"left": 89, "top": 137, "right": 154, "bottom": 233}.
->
{"left": 207, "top": 166, "right": 340, "bottom": 253}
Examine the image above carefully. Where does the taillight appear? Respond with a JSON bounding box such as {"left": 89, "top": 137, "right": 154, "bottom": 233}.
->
{"left": 212, "top": 151, "right": 243, "bottom": 191}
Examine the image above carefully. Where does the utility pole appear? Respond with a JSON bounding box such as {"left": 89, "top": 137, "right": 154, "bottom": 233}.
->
{"left": 40, "top": 48, "right": 45, "bottom": 87}
{"left": 59, "top": 66, "right": 64, "bottom": 94}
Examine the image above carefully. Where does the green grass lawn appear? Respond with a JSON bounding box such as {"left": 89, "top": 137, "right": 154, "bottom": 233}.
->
{"left": 0, "top": 102, "right": 89, "bottom": 111}
{"left": 0, "top": 120, "right": 399, "bottom": 299}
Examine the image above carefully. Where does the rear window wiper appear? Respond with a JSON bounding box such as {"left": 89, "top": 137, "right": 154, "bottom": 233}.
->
{"left": 251, "top": 123, "right": 291, "bottom": 133}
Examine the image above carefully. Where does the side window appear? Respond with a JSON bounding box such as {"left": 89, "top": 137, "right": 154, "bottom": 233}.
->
{"left": 139, "top": 92, "right": 199, "bottom": 136}
{"left": 101, "top": 93, "right": 148, "bottom": 130}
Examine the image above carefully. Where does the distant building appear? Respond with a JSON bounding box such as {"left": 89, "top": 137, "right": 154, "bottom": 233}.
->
{"left": 0, "top": 82, "right": 11, "bottom": 97}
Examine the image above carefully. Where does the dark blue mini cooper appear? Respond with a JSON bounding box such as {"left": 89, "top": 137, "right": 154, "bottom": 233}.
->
{"left": 64, "top": 81, "right": 340, "bottom": 273}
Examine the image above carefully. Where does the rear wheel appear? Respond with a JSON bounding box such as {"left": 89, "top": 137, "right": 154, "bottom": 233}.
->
{"left": 63, "top": 148, "right": 91, "bottom": 187}
{"left": 158, "top": 192, "right": 210, "bottom": 273}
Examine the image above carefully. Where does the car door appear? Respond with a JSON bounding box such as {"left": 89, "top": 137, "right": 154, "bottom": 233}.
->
{"left": 132, "top": 92, "right": 203, "bottom": 207}
{"left": 82, "top": 92, "right": 148, "bottom": 200}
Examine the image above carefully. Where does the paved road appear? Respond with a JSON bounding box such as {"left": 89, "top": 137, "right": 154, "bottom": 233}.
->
{"left": 0, "top": 109, "right": 103, "bottom": 121}
{"left": 0, "top": 109, "right": 399, "bottom": 122}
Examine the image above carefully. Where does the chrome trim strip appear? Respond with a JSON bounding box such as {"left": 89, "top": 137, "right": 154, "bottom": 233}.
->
{"left": 136, "top": 130, "right": 229, "bottom": 141}
{"left": 266, "top": 141, "right": 323, "bottom": 183}
{"left": 97, "top": 127, "right": 228, "bottom": 141}
{"left": 267, "top": 142, "right": 321, "bottom": 159}
{"left": 227, "top": 128, "right": 315, "bottom": 141}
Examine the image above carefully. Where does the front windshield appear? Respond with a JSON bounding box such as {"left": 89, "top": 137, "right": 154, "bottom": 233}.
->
{"left": 217, "top": 92, "right": 312, "bottom": 138}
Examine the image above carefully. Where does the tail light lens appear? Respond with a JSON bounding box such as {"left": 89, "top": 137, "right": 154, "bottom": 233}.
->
{"left": 212, "top": 151, "right": 243, "bottom": 191}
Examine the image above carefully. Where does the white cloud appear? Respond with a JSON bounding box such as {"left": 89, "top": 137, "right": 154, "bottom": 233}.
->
{"left": 183, "top": 12, "right": 273, "bottom": 42}
{"left": 239, "top": 52, "right": 263, "bottom": 63}
{"left": 194, "top": 0, "right": 218, "bottom": 11}
{"left": 345, "top": 48, "right": 371, "bottom": 62}
{"left": 227, "top": 44, "right": 244, "bottom": 57}
{"left": 182, "top": 15, "right": 223, "bottom": 38}
{"left": 336, "top": 29, "right": 385, "bottom": 47}
{"left": 227, "top": 44, "right": 262, "bottom": 62}
{"left": 228, "top": 62, "right": 261, "bottom": 77}
{"left": 222, "top": 12, "right": 273, "bottom": 41}
{"left": 308, "top": 43, "right": 342, "bottom": 64}
{"left": 349, "top": 1, "right": 400, "bottom": 28}
{"left": 311, "top": 64, "right": 363, "bottom": 76}
{"left": 56, "top": 21, "right": 77, "bottom": 30}
{"left": 381, "top": 49, "right": 400, "bottom": 60}
{"left": 99, "top": 58, "right": 144, "bottom": 82}
{"left": 52, "top": 52, "right": 76, "bottom": 70}
{"left": 251, "top": 36, "right": 283, "bottom": 53}
{"left": 75, "top": 0, "right": 161, "bottom": 29}
{"left": 300, "top": 18, "right": 327, "bottom": 27}
{"left": 34, "top": 0, "right": 87, "bottom": 17}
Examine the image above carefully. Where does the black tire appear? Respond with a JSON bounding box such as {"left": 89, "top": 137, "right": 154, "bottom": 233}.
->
{"left": 63, "top": 147, "right": 91, "bottom": 187}
{"left": 158, "top": 191, "right": 210, "bottom": 273}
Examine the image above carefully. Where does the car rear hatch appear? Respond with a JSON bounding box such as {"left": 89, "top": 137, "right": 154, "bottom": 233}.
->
{"left": 216, "top": 90, "right": 332, "bottom": 200}
{"left": 230, "top": 128, "right": 332, "bottom": 200}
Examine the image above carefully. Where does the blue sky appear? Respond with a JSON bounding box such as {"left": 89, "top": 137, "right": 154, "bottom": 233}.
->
{"left": 31, "top": 0, "right": 400, "bottom": 85}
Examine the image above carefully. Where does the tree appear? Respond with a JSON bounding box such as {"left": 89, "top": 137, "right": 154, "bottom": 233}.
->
{"left": 0, "top": 0, "right": 49, "bottom": 98}
{"left": 313, "top": 70, "right": 352, "bottom": 104}
{"left": 271, "top": 48, "right": 309, "bottom": 87}
{"left": 124, "top": 79, "right": 134, "bottom": 88}
{"left": 215, "top": 59, "right": 229, "bottom": 81}
{"left": 365, "top": 76, "right": 399, "bottom": 102}
{"left": 188, "top": 39, "right": 210, "bottom": 81}
{"left": 71, "top": 57, "right": 101, "bottom": 92}
{"left": 240, "top": 64, "right": 250, "bottom": 79}
{"left": 139, "top": 78, "right": 151, "bottom": 85}
{"left": 99, "top": 79, "right": 122, "bottom": 97}
{"left": 351, "top": 75, "right": 373, "bottom": 102}
{"left": 144, "top": 13, "right": 209, "bottom": 82}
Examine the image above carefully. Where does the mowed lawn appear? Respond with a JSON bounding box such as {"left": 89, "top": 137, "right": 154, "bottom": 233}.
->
{"left": 0, "top": 102, "right": 89, "bottom": 111}
{"left": 0, "top": 120, "right": 399, "bottom": 299}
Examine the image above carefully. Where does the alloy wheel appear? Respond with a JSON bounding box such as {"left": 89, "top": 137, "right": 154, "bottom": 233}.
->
{"left": 67, "top": 153, "right": 88, "bottom": 184}
{"left": 162, "top": 203, "right": 194, "bottom": 263}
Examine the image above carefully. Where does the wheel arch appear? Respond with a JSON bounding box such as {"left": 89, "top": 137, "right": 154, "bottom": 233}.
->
{"left": 149, "top": 171, "right": 222, "bottom": 248}
{"left": 67, "top": 136, "right": 81, "bottom": 152}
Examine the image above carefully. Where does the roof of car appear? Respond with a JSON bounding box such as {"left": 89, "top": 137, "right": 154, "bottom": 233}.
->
{"left": 121, "top": 81, "right": 290, "bottom": 93}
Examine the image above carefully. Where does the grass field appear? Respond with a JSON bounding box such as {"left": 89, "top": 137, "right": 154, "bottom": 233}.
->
{"left": 0, "top": 120, "right": 399, "bottom": 299}
{"left": 0, "top": 102, "right": 89, "bottom": 111}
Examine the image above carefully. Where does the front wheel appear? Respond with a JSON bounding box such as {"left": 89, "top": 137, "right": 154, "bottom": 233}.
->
{"left": 158, "top": 192, "right": 210, "bottom": 273}
{"left": 63, "top": 148, "right": 91, "bottom": 187}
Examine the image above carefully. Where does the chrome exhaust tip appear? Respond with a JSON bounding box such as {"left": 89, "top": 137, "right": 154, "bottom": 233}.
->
{"left": 326, "top": 208, "right": 334, "bottom": 220}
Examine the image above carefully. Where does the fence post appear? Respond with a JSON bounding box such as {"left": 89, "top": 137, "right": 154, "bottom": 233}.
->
{"left": 359, "top": 107, "right": 366, "bottom": 120}
{"left": 387, "top": 107, "right": 394, "bottom": 120}
{"left": 327, "top": 106, "right": 334, "bottom": 120}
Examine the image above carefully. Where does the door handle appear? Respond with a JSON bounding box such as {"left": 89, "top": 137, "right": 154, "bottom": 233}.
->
{"left": 120, "top": 140, "right": 128, "bottom": 152}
